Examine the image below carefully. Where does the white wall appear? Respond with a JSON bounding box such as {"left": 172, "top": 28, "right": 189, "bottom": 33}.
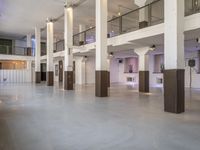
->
{"left": 0, "top": 60, "right": 34, "bottom": 83}
{"left": 117, "top": 58, "right": 139, "bottom": 84}
{"left": 83, "top": 57, "right": 139, "bottom": 85}
{"left": 110, "top": 58, "right": 119, "bottom": 83}
{"left": 75, "top": 56, "right": 86, "bottom": 85}
{"left": 149, "top": 51, "right": 200, "bottom": 88}
{"left": 54, "top": 61, "right": 59, "bottom": 82}
{"left": 85, "top": 56, "right": 95, "bottom": 84}
{"left": 76, "top": 51, "right": 200, "bottom": 89}
{"left": 185, "top": 51, "right": 200, "bottom": 88}
{"left": 0, "top": 70, "right": 32, "bottom": 83}
{"left": 149, "top": 54, "right": 163, "bottom": 87}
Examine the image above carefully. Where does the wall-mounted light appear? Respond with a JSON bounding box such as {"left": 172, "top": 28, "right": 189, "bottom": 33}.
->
{"left": 196, "top": 38, "right": 200, "bottom": 43}
{"left": 107, "top": 52, "right": 114, "bottom": 59}
{"left": 149, "top": 45, "right": 156, "bottom": 51}
{"left": 46, "top": 17, "right": 53, "bottom": 23}
{"left": 82, "top": 56, "right": 88, "bottom": 62}
{"left": 109, "top": 52, "right": 114, "bottom": 57}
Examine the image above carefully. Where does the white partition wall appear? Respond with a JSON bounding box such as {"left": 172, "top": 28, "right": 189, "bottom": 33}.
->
{"left": 0, "top": 70, "right": 32, "bottom": 83}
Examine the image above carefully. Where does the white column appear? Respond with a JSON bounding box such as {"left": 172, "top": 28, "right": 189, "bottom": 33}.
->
{"left": 96, "top": 0, "right": 108, "bottom": 71}
{"left": 107, "top": 57, "right": 111, "bottom": 87}
{"left": 26, "top": 34, "right": 32, "bottom": 48}
{"left": 164, "top": 0, "right": 184, "bottom": 70}
{"left": 26, "top": 60, "right": 32, "bottom": 82}
{"left": 75, "top": 57, "right": 86, "bottom": 85}
{"left": 79, "top": 24, "right": 86, "bottom": 42}
{"left": 35, "top": 27, "right": 41, "bottom": 72}
{"left": 164, "top": 0, "right": 185, "bottom": 113}
{"left": 81, "top": 58, "right": 86, "bottom": 85}
{"left": 46, "top": 20, "right": 54, "bottom": 72}
{"left": 64, "top": 7, "right": 73, "bottom": 72}
{"left": 64, "top": 6, "right": 74, "bottom": 90}
{"left": 95, "top": 0, "right": 108, "bottom": 97}
{"left": 135, "top": 0, "right": 148, "bottom": 23}
{"left": 135, "top": 47, "right": 150, "bottom": 93}
{"left": 135, "top": 47, "right": 149, "bottom": 71}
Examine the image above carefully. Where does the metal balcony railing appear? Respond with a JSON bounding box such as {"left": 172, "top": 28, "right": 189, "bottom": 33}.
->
{"left": 0, "top": 45, "right": 33, "bottom": 56}
{"left": 73, "top": 0, "right": 164, "bottom": 46}
{"left": 6, "top": 0, "right": 198, "bottom": 57}
{"left": 73, "top": 0, "right": 200, "bottom": 47}
{"left": 185, "top": 0, "right": 200, "bottom": 16}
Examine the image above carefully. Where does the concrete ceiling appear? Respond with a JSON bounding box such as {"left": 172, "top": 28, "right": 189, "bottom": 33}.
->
{"left": 0, "top": 0, "right": 138, "bottom": 39}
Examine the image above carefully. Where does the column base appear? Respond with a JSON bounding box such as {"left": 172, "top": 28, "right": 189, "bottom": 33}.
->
{"left": 139, "top": 71, "right": 149, "bottom": 93}
{"left": 64, "top": 71, "right": 74, "bottom": 90}
{"left": 95, "top": 71, "right": 108, "bottom": 97}
{"left": 139, "top": 21, "right": 148, "bottom": 29}
{"left": 164, "top": 69, "right": 185, "bottom": 114}
{"left": 47, "top": 71, "right": 54, "bottom": 86}
{"left": 35, "top": 72, "right": 41, "bottom": 83}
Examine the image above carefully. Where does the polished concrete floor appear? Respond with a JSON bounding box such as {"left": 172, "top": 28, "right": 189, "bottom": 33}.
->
{"left": 0, "top": 83, "right": 200, "bottom": 150}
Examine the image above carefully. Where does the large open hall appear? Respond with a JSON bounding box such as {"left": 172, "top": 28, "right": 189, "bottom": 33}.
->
{"left": 0, "top": 0, "right": 200, "bottom": 149}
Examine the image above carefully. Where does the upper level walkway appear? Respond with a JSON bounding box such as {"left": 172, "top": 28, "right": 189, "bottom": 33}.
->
{"left": 1, "top": 0, "right": 200, "bottom": 60}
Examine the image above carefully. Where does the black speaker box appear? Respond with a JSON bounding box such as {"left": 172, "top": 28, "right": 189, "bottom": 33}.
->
{"left": 188, "top": 59, "right": 195, "bottom": 67}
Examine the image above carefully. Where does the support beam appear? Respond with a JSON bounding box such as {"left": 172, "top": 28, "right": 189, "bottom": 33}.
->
{"left": 35, "top": 27, "right": 41, "bottom": 83}
{"left": 164, "top": 0, "right": 185, "bottom": 114}
{"left": 64, "top": 6, "right": 74, "bottom": 90}
{"left": 135, "top": 47, "right": 150, "bottom": 93}
{"left": 46, "top": 20, "right": 54, "bottom": 86}
{"left": 95, "top": 0, "right": 108, "bottom": 97}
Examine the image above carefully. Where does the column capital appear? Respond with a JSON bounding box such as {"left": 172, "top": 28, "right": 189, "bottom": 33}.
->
{"left": 134, "top": 47, "right": 150, "bottom": 55}
{"left": 135, "top": 47, "right": 150, "bottom": 71}
{"left": 46, "top": 18, "right": 53, "bottom": 23}
{"left": 134, "top": 0, "right": 147, "bottom": 7}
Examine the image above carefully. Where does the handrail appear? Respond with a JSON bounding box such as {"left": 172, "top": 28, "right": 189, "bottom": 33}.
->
{"left": 0, "top": 45, "right": 34, "bottom": 56}
{"left": 108, "top": 0, "right": 161, "bottom": 23}
{"left": 73, "top": 27, "right": 95, "bottom": 37}
{"left": 73, "top": 0, "right": 164, "bottom": 46}
{"left": 73, "top": 0, "right": 200, "bottom": 47}
{"left": 73, "top": 0, "right": 162, "bottom": 37}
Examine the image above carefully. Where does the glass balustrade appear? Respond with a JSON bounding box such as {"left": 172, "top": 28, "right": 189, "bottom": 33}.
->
{"left": 3, "top": 0, "right": 199, "bottom": 56}
{"left": 0, "top": 45, "right": 33, "bottom": 56}
{"left": 185, "top": 0, "right": 200, "bottom": 16}
{"left": 73, "top": 0, "right": 200, "bottom": 46}
{"left": 73, "top": 0, "right": 164, "bottom": 46}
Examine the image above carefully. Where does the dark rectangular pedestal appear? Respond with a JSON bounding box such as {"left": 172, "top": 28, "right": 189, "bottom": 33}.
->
{"left": 64, "top": 71, "right": 74, "bottom": 90}
{"left": 35, "top": 72, "right": 41, "bottom": 83}
{"left": 108, "top": 71, "right": 110, "bottom": 87}
{"left": 47, "top": 71, "right": 54, "bottom": 86}
{"left": 27, "top": 47, "right": 32, "bottom": 56}
{"left": 164, "top": 69, "right": 185, "bottom": 114}
{"left": 139, "top": 21, "right": 148, "bottom": 29}
{"left": 95, "top": 71, "right": 108, "bottom": 97}
{"left": 139, "top": 71, "right": 149, "bottom": 93}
